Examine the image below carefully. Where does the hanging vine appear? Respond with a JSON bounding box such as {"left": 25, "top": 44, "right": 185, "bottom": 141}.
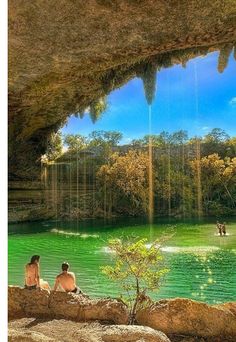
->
{"left": 89, "top": 96, "right": 108, "bottom": 123}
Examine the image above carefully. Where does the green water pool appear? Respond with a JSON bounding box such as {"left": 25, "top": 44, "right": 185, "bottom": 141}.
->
{"left": 8, "top": 217, "right": 236, "bottom": 304}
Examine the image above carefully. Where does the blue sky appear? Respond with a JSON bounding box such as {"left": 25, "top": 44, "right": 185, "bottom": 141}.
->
{"left": 62, "top": 52, "right": 236, "bottom": 144}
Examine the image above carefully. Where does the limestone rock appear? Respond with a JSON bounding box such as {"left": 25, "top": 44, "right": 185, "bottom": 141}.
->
{"left": 8, "top": 329, "right": 56, "bottom": 342}
{"left": 8, "top": 318, "right": 171, "bottom": 342}
{"left": 136, "top": 298, "right": 236, "bottom": 340}
{"left": 8, "top": 286, "right": 50, "bottom": 319}
{"left": 8, "top": 286, "right": 128, "bottom": 324}
{"left": 100, "top": 325, "right": 171, "bottom": 342}
{"left": 8, "top": 0, "right": 236, "bottom": 180}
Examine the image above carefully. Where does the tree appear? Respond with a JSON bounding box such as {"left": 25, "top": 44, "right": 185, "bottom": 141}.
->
{"left": 131, "top": 132, "right": 171, "bottom": 148}
{"left": 170, "top": 130, "right": 188, "bottom": 145}
{"left": 96, "top": 151, "right": 150, "bottom": 216}
{"left": 101, "top": 237, "right": 169, "bottom": 324}
{"left": 89, "top": 130, "right": 122, "bottom": 147}
{"left": 201, "top": 129, "right": 230, "bottom": 158}
{"left": 64, "top": 134, "right": 88, "bottom": 152}
{"left": 130, "top": 138, "right": 146, "bottom": 148}
{"left": 45, "top": 132, "right": 63, "bottom": 162}
{"left": 190, "top": 153, "right": 236, "bottom": 215}
{"left": 204, "top": 128, "right": 229, "bottom": 143}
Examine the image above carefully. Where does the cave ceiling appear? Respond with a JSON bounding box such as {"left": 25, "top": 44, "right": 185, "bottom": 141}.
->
{"left": 8, "top": 0, "right": 236, "bottom": 179}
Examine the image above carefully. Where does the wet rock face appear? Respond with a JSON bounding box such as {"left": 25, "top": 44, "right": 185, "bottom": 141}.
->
{"left": 136, "top": 298, "right": 236, "bottom": 340}
{"left": 8, "top": 286, "right": 129, "bottom": 324}
{"left": 8, "top": 0, "right": 236, "bottom": 180}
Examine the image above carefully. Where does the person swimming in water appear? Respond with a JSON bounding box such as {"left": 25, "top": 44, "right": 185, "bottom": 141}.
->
{"left": 221, "top": 222, "right": 226, "bottom": 236}
{"left": 216, "top": 221, "right": 222, "bottom": 236}
{"left": 25, "top": 255, "right": 50, "bottom": 290}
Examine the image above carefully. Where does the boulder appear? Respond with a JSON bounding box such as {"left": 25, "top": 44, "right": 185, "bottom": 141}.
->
{"left": 8, "top": 286, "right": 128, "bottom": 324}
{"left": 8, "top": 318, "right": 171, "bottom": 342}
{"left": 8, "top": 286, "right": 50, "bottom": 318}
{"left": 100, "top": 325, "right": 171, "bottom": 342}
{"left": 8, "top": 329, "right": 56, "bottom": 342}
{"left": 136, "top": 298, "right": 236, "bottom": 340}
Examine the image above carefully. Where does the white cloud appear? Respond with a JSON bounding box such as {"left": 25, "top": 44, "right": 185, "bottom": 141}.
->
{"left": 202, "top": 126, "right": 210, "bottom": 131}
{"left": 122, "top": 137, "right": 132, "bottom": 144}
{"left": 229, "top": 97, "right": 236, "bottom": 106}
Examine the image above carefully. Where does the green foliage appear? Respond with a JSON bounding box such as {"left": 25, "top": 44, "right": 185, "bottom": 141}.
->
{"left": 131, "top": 131, "right": 187, "bottom": 148}
{"left": 45, "top": 132, "right": 63, "bottom": 162}
{"left": 101, "top": 237, "right": 169, "bottom": 323}
{"left": 138, "top": 63, "right": 157, "bottom": 105}
{"left": 89, "top": 97, "right": 108, "bottom": 123}
{"left": 204, "top": 128, "right": 230, "bottom": 143}
{"left": 64, "top": 134, "right": 88, "bottom": 152}
{"left": 190, "top": 153, "right": 236, "bottom": 214}
{"left": 96, "top": 150, "right": 150, "bottom": 216}
{"left": 88, "top": 130, "right": 122, "bottom": 147}
{"left": 201, "top": 128, "right": 230, "bottom": 157}
{"left": 46, "top": 128, "right": 236, "bottom": 218}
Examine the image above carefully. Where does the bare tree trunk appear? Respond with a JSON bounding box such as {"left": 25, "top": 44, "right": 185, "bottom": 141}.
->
{"left": 129, "top": 278, "right": 140, "bottom": 325}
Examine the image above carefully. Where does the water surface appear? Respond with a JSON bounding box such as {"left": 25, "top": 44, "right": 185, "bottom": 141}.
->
{"left": 8, "top": 217, "right": 236, "bottom": 304}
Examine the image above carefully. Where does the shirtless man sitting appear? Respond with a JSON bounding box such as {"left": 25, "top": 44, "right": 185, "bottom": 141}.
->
{"left": 53, "top": 262, "right": 80, "bottom": 293}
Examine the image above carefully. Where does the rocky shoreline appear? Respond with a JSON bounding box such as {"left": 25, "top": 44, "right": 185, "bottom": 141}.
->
{"left": 8, "top": 286, "right": 236, "bottom": 342}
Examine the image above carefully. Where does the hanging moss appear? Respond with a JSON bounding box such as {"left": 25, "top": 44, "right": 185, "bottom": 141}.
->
{"left": 102, "top": 70, "right": 116, "bottom": 94}
{"left": 154, "top": 54, "right": 173, "bottom": 69}
{"left": 89, "top": 96, "right": 107, "bottom": 123}
{"left": 79, "top": 111, "right": 85, "bottom": 119}
{"left": 137, "top": 63, "right": 157, "bottom": 105}
{"left": 217, "top": 44, "right": 233, "bottom": 73}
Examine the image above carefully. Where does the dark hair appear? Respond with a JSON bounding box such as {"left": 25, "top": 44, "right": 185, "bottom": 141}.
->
{"left": 62, "top": 262, "right": 69, "bottom": 271}
{"left": 30, "top": 255, "right": 40, "bottom": 264}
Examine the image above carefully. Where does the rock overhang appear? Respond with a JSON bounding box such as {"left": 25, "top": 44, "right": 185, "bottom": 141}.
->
{"left": 8, "top": 0, "right": 236, "bottom": 180}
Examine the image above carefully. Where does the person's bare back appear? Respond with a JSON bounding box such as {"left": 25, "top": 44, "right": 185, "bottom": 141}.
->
{"left": 54, "top": 262, "right": 78, "bottom": 293}
{"left": 54, "top": 271, "right": 76, "bottom": 292}
{"left": 25, "top": 263, "right": 39, "bottom": 287}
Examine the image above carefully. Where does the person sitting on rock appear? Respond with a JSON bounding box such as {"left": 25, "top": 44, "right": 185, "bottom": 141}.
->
{"left": 53, "top": 262, "right": 81, "bottom": 293}
{"left": 25, "top": 255, "right": 40, "bottom": 290}
{"left": 25, "top": 255, "right": 50, "bottom": 290}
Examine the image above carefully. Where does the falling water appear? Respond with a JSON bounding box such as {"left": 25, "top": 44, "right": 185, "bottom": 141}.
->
{"left": 83, "top": 155, "right": 87, "bottom": 215}
{"left": 166, "top": 70, "right": 172, "bottom": 217}
{"left": 92, "top": 154, "right": 96, "bottom": 217}
{"left": 69, "top": 154, "right": 72, "bottom": 217}
{"left": 40, "top": 160, "right": 49, "bottom": 210}
{"left": 196, "top": 139, "right": 203, "bottom": 218}
{"left": 148, "top": 105, "right": 154, "bottom": 226}
{"left": 51, "top": 163, "right": 58, "bottom": 221}
{"left": 104, "top": 172, "right": 107, "bottom": 219}
{"left": 167, "top": 143, "right": 171, "bottom": 216}
{"left": 182, "top": 141, "right": 186, "bottom": 218}
{"left": 194, "top": 61, "right": 203, "bottom": 218}
{"left": 76, "top": 147, "right": 79, "bottom": 222}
